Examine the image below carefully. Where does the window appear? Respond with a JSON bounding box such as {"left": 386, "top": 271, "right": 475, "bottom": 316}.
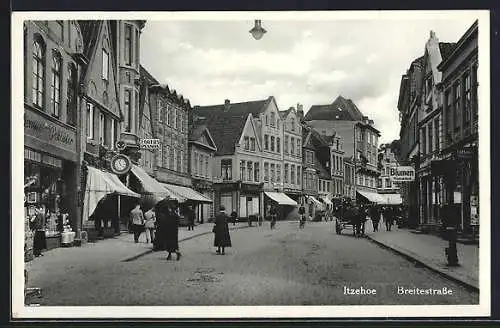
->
{"left": 428, "top": 124, "right": 433, "bottom": 153}
{"left": 102, "top": 49, "right": 109, "bottom": 80}
{"left": 264, "top": 162, "right": 269, "bottom": 181}
{"left": 421, "top": 126, "right": 427, "bottom": 156}
{"left": 307, "top": 150, "right": 314, "bottom": 164}
{"left": 284, "top": 136, "right": 289, "bottom": 154}
{"left": 250, "top": 138, "right": 256, "bottom": 151}
{"left": 270, "top": 112, "right": 275, "bottom": 127}
{"left": 50, "top": 52, "right": 61, "bottom": 117}
{"left": 247, "top": 162, "right": 253, "bottom": 181}
{"left": 454, "top": 82, "right": 461, "bottom": 130}
{"left": 66, "top": 64, "right": 77, "bottom": 126}
{"left": 135, "top": 29, "right": 140, "bottom": 66}
{"left": 124, "top": 24, "right": 132, "bottom": 66}
{"left": 265, "top": 115, "right": 268, "bottom": 126}
{"left": 176, "top": 110, "right": 181, "bottom": 130}
{"left": 284, "top": 164, "right": 289, "bottom": 183}
{"left": 296, "top": 166, "right": 301, "bottom": 185}
{"left": 472, "top": 64, "right": 478, "bottom": 120}
{"left": 291, "top": 118, "right": 295, "bottom": 131}
{"left": 158, "top": 99, "right": 163, "bottom": 122}
{"left": 221, "top": 159, "right": 232, "bottom": 180}
{"left": 32, "top": 39, "right": 45, "bottom": 107}
{"left": 254, "top": 162, "right": 260, "bottom": 181}
{"left": 276, "top": 164, "right": 281, "bottom": 182}
{"left": 445, "top": 90, "right": 452, "bottom": 134}
{"left": 290, "top": 137, "right": 295, "bottom": 155}
{"left": 240, "top": 160, "right": 246, "bottom": 180}
{"left": 270, "top": 136, "right": 275, "bottom": 152}
{"left": 244, "top": 136, "right": 250, "bottom": 150}
{"left": 166, "top": 103, "right": 170, "bottom": 125}
{"left": 86, "top": 103, "right": 94, "bottom": 139}
{"left": 180, "top": 151, "right": 185, "bottom": 173}
{"left": 291, "top": 165, "right": 295, "bottom": 185}
{"left": 99, "top": 113, "right": 105, "bottom": 145}
{"left": 297, "top": 139, "right": 301, "bottom": 156}
{"left": 434, "top": 119, "right": 439, "bottom": 151}
{"left": 205, "top": 155, "right": 209, "bottom": 177}
{"left": 357, "top": 129, "right": 362, "bottom": 142}
{"left": 264, "top": 135, "right": 269, "bottom": 150}
{"left": 110, "top": 119, "right": 115, "bottom": 149}
{"left": 124, "top": 90, "right": 132, "bottom": 132}
{"left": 277, "top": 137, "right": 281, "bottom": 153}
{"left": 270, "top": 164, "right": 275, "bottom": 182}
{"left": 464, "top": 73, "right": 472, "bottom": 128}
{"left": 157, "top": 146, "right": 163, "bottom": 166}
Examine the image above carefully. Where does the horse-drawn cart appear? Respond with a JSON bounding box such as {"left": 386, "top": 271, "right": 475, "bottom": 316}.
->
{"left": 334, "top": 206, "right": 365, "bottom": 237}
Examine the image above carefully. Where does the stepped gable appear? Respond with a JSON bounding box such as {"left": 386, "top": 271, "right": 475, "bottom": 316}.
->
{"left": 304, "top": 96, "right": 364, "bottom": 121}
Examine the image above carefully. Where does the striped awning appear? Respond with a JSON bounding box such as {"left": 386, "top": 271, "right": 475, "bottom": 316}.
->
{"left": 265, "top": 192, "right": 298, "bottom": 206}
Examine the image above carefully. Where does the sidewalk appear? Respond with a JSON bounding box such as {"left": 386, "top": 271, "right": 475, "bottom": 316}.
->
{"left": 364, "top": 222, "right": 479, "bottom": 291}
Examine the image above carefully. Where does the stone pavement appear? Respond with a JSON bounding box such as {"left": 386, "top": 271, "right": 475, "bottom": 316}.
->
{"left": 364, "top": 221, "right": 479, "bottom": 291}
{"left": 25, "top": 222, "right": 250, "bottom": 286}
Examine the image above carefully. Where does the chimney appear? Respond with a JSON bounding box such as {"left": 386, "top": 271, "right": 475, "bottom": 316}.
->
{"left": 224, "top": 99, "right": 230, "bottom": 112}
{"left": 369, "top": 119, "right": 374, "bottom": 126}
{"left": 296, "top": 103, "right": 304, "bottom": 121}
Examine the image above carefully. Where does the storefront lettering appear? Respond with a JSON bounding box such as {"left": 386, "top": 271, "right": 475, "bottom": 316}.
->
{"left": 25, "top": 118, "right": 74, "bottom": 145}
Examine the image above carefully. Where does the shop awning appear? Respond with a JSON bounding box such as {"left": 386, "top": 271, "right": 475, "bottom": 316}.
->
{"left": 83, "top": 166, "right": 140, "bottom": 222}
{"left": 380, "top": 193, "right": 403, "bottom": 205}
{"left": 162, "top": 183, "right": 213, "bottom": 203}
{"left": 265, "top": 192, "right": 298, "bottom": 206}
{"left": 130, "top": 165, "right": 178, "bottom": 203}
{"left": 357, "top": 190, "right": 384, "bottom": 204}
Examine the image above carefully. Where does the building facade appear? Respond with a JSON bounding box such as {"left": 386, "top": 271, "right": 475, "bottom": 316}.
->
{"left": 330, "top": 133, "right": 345, "bottom": 199}
{"left": 434, "top": 20, "right": 479, "bottom": 234}
{"left": 397, "top": 56, "right": 424, "bottom": 229}
{"left": 416, "top": 31, "right": 456, "bottom": 229}
{"left": 24, "top": 20, "right": 87, "bottom": 242}
{"left": 304, "top": 96, "right": 380, "bottom": 203}
{"left": 302, "top": 126, "right": 326, "bottom": 218}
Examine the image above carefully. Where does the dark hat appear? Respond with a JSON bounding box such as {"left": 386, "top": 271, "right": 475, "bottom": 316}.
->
{"left": 219, "top": 205, "right": 226, "bottom": 211}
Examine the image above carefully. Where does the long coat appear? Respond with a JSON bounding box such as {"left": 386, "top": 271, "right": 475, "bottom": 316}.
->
{"left": 213, "top": 212, "right": 232, "bottom": 247}
{"left": 155, "top": 204, "right": 179, "bottom": 252}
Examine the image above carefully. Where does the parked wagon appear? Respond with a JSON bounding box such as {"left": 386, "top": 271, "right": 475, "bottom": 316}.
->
{"left": 335, "top": 205, "right": 366, "bottom": 237}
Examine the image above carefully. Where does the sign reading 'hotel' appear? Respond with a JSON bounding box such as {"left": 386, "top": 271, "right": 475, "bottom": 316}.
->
{"left": 389, "top": 166, "right": 416, "bottom": 182}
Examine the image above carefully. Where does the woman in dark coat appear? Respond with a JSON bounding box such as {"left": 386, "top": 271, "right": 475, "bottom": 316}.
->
{"left": 30, "top": 205, "right": 46, "bottom": 257}
{"left": 154, "top": 199, "right": 181, "bottom": 260}
{"left": 213, "top": 205, "right": 232, "bottom": 255}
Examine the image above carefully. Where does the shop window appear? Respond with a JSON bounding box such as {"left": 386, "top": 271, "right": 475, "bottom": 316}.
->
{"left": 86, "top": 103, "right": 94, "bottom": 139}
{"left": 32, "top": 38, "right": 45, "bottom": 108}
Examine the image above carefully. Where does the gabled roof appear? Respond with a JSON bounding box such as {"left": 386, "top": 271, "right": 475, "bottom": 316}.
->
{"left": 193, "top": 111, "right": 249, "bottom": 156}
{"left": 140, "top": 65, "right": 191, "bottom": 108}
{"left": 195, "top": 97, "right": 271, "bottom": 118}
{"left": 438, "top": 42, "right": 457, "bottom": 61}
{"left": 304, "top": 96, "right": 364, "bottom": 121}
{"left": 188, "top": 123, "right": 217, "bottom": 151}
{"left": 78, "top": 20, "right": 101, "bottom": 60}
{"left": 279, "top": 107, "right": 295, "bottom": 119}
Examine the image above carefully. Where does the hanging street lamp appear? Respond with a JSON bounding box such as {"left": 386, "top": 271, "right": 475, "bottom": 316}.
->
{"left": 249, "top": 19, "right": 267, "bottom": 40}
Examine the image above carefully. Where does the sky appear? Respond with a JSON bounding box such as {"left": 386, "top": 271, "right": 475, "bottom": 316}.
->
{"left": 139, "top": 13, "right": 478, "bottom": 144}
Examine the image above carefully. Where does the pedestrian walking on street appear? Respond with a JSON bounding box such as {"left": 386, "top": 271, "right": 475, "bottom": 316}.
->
{"left": 298, "top": 203, "right": 306, "bottom": 229}
{"left": 213, "top": 205, "right": 232, "bottom": 255}
{"left": 130, "top": 203, "right": 145, "bottom": 243}
{"left": 144, "top": 207, "right": 156, "bottom": 244}
{"left": 186, "top": 204, "right": 195, "bottom": 231}
{"left": 383, "top": 206, "right": 393, "bottom": 231}
{"left": 269, "top": 205, "right": 277, "bottom": 230}
{"left": 30, "top": 205, "right": 46, "bottom": 257}
{"left": 369, "top": 205, "right": 381, "bottom": 232}
{"left": 155, "top": 199, "right": 182, "bottom": 260}
{"left": 230, "top": 211, "right": 237, "bottom": 226}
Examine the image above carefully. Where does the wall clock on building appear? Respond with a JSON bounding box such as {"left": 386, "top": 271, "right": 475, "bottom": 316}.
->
{"left": 110, "top": 154, "right": 132, "bottom": 175}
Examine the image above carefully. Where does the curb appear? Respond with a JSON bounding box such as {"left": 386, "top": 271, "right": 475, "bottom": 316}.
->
{"left": 122, "top": 224, "right": 251, "bottom": 262}
{"left": 366, "top": 235, "right": 479, "bottom": 292}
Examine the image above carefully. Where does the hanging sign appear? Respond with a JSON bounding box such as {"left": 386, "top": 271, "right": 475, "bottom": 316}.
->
{"left": 139, "top": 138, "right": 161, "bottom": 151}
{"left": 389, "top": 166, "right": 415, "bottom": 182}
